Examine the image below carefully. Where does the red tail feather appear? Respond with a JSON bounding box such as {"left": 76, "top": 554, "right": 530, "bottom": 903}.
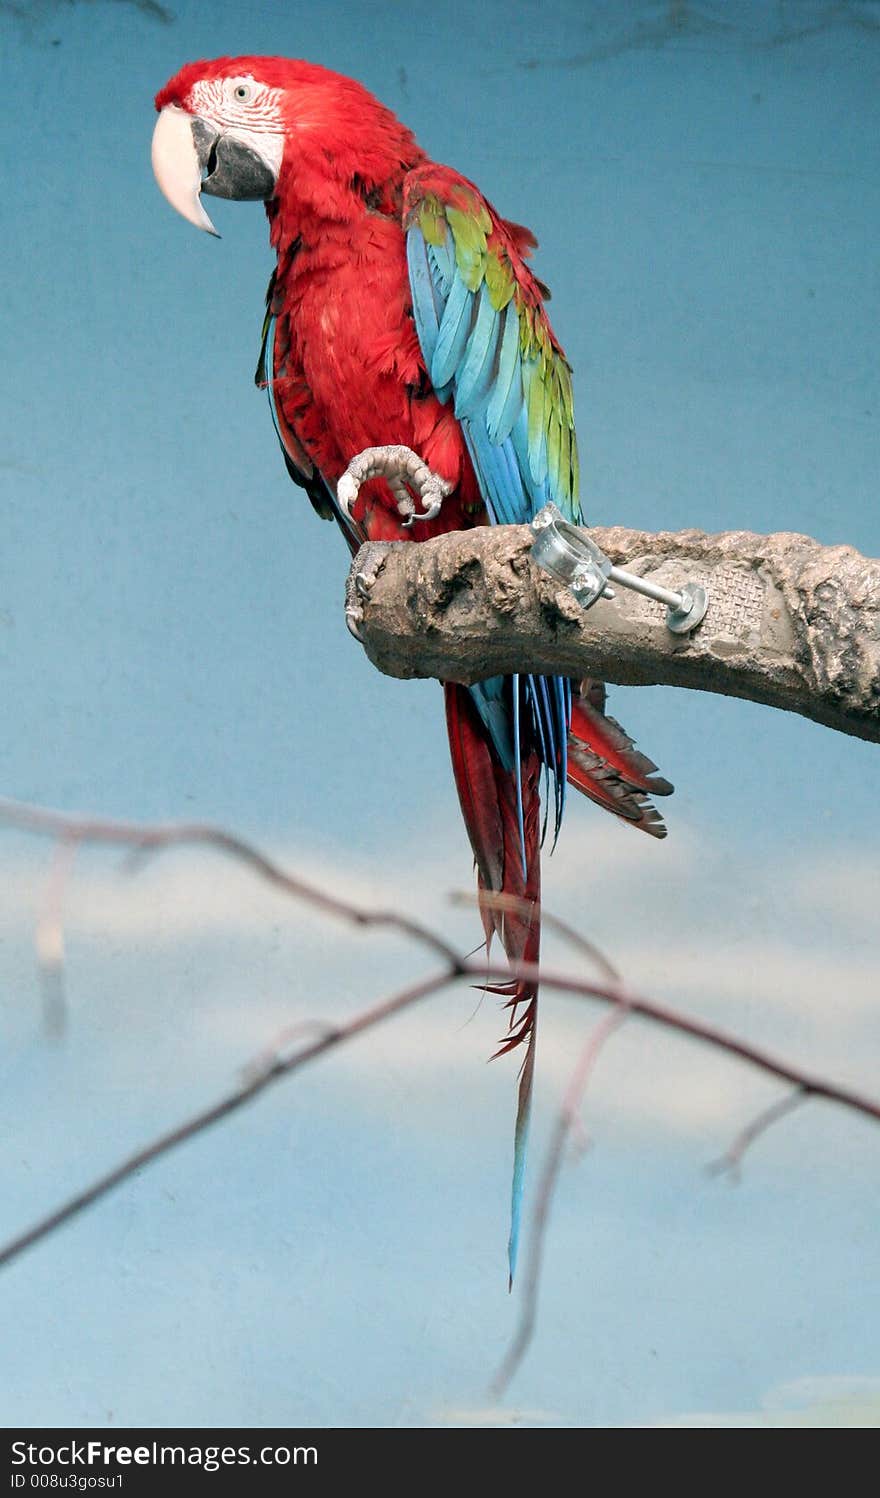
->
{"left": 445, "top": 683, "right": 541, "bottom": 1283}
{"left": 444, "top": 676, "right": 673, "bottom": 1279}
{"left": 567, "top": 680, "right": 673, "bottom": 839}
{"left": 444, "top": 684, "right": 540, "bottom": 1046}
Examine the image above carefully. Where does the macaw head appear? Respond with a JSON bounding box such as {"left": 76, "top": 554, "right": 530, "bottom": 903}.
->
{"left": 152, "top": 56, "right": 420, "bottom": 236}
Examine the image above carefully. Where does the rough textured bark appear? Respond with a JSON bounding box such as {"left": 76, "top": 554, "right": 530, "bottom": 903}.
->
{"left": 347, "top": 525, "right": 880, "bottom": 744}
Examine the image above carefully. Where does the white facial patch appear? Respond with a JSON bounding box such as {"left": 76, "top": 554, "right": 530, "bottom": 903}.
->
{"left": 188, "top": 75, "right": 286, "bottom": 180}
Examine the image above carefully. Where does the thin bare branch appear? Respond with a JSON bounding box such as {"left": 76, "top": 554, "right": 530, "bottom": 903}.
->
{"left": 707, "top": 1088, "right": 809, "bottom": 1182}
{"left": 0, "top": 795, "right": 462, "bottom": 970}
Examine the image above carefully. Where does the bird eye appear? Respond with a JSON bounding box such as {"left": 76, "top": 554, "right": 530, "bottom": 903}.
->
{"left": 233, "top": 83, "right": 252, "bottom": 102}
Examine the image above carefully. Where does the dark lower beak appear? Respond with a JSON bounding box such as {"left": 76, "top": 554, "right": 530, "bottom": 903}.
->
{"left": 192, "top": 118, "right": 276, "bottom": 203}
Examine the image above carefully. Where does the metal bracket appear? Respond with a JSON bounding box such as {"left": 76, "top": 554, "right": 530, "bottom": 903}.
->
{"left": 530, "top": 505, "right": 708, "bottom": 636}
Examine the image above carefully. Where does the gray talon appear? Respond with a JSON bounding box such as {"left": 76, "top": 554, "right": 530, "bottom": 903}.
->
{"left": 337, "top": 444, "right": 453, "bottom": 526}
{"left": 344, "top": 541, "right": 390, "bottom": 645}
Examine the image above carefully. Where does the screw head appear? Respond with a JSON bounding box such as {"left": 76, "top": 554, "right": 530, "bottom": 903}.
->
{"left": 666, "top": 583, "right": 708, "bottom": 635}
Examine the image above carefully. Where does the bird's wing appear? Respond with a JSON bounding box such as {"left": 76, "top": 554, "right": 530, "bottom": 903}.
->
{"left": 404, "top": 164, "right": 579, "bottom": 839}
{"left": 404, "top": 165, "right": 580, "bottom": 525}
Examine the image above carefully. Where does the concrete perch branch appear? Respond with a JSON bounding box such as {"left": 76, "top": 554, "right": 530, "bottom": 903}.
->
{"left": 346, "top": 524, "right": 880, "bottom": 744}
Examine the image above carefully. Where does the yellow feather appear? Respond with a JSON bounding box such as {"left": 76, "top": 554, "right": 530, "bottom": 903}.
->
{"left": 485, "top": 250, "right": 515, "bottom": 311}
{"left": 419, "top": 195, "right": 446, "bottom": 246}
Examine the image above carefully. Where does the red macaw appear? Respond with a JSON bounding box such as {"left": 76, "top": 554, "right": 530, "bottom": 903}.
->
{"left": 152, "top": 57, "right": 672, "bottom": 1281}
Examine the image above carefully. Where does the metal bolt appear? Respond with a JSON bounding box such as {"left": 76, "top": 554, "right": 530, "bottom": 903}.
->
{"left": 530, "top": 504, "right": 709, "bottom": 636}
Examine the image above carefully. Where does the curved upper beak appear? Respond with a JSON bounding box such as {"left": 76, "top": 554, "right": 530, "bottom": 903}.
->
{"left": 152, "top": 105, "right": 278, "bottom": 236}
{"left": 152, "top": 105, "right": 220, "bottom": 236}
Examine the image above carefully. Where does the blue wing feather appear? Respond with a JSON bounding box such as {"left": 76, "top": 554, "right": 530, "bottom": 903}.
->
{"left": 431, "top": 274, "right": 474, "bottom": 390}
{"left": 547, "top": 411, "right": 562, "bottom": 497}
{"left": 407, "top": 216, "right": 572, "bottom": 846}
{"left": 519, "top": 370, "right": 550, "bottom": 491}
{"left": 486, "top": 302, "right": 522, "bottom": 443}
{"left": 406, "top": 227, "right": 442, "bottom": 366}
{"left": 427, "top": 235, "right": 455, "bottom": 296}
{"left": 461, "top": 422, "right": 518, "bottom": 526}
{"left": 455, "top": 283, "right": 501, "bottom": 419}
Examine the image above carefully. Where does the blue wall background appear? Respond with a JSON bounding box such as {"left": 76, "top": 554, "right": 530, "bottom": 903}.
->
{"left": 1, "top": 0, "right": 878, "bottom": 1428}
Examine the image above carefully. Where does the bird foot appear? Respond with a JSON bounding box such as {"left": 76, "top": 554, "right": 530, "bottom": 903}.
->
{"left": 344, "top": 542, "right": 389, "bottom": 642}
{"left": 336, "top": 444, "right": 453, "bottom": 527}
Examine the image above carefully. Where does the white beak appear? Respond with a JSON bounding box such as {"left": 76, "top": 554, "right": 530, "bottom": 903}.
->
{"left": 151, "top": 105, "right": 219, "bottom": 237}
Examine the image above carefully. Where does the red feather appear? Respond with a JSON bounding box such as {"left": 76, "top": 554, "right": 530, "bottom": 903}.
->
{"left": 445, "top": 685, "right": 540, "bottom": 1282}
{"left": 567, "top": 681, "right": 672, "bottom": 838}
{"left": 444, "top": 685, "right": 540, "bottom": 1049}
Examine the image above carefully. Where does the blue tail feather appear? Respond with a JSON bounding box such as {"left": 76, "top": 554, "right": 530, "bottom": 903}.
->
{"left": 508, "top": 1025, "right": 537, "bottom": 1288}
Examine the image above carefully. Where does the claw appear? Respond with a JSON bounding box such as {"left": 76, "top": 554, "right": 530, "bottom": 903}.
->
{"left": 337, "top": 445, "right": 453, "bottom": 526}
{"left": 345, "top": 605, "right": 364, "bottom": 642}
{"left": 337, "top": 470, "right": 360, "bottom": 518}
{"left": 398, "top": 485, "right": 445, "bottom": 526}
{"left": 344, "top": 542, "right": 390, "bottom": 646}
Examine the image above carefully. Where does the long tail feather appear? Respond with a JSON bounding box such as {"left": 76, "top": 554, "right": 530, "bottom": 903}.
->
{"left": 445, "top": 684, "right": 541, "bottom": 1284}
{"left": 509, "top": 1028, "right": 536, "bottom": 1289}
{"left": 444, "top": 675, "right": 671, "bottom": 1276}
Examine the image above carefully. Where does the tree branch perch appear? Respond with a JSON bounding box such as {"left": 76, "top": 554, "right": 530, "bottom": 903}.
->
{"left": 347, "top": 524, "right": 880, "bottom": 742}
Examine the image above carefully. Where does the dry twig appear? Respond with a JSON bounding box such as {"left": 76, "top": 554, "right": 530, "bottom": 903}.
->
{"left": 707, "top": 1088, "right": 809, "bottom": 1182}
